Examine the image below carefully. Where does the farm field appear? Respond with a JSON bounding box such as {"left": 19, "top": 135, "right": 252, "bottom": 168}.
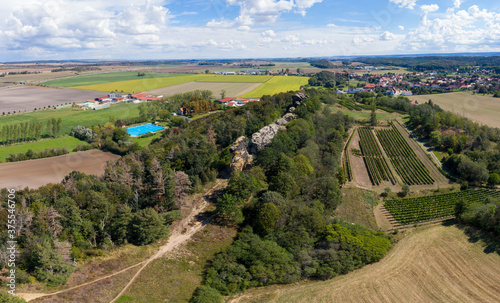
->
{"left": 228, "top": 224, "right": 500, "bottom": 303}
{"left": 0, "top": 150, "right": 119, "bottom": 189}
{"left": 358, "top": 127, "right": 396, "bottom": 186}
{"left": 0, "top": 86, "right": 106, "bottom": 114}
{"left": 411, "top": 92, "right": 500, "bottom": 128}
{"left": 385, "top": 189, "right": 500, "bottom": 224}
{"left": 146, "top": 81, "right": 262, "bottom": 98}
{"left": 0, "top": 136, "right": 87, "bottom": 162}
{"left": 0, "top": 70, "right": 80, "bottom": 83}
{"left": 376, "top": 122, "right": 434, "bottom": 185}
{"left": 238, "top": 76, "right": 309, "bottom": 98}
{"left": 71, "top": 74, "right": 271, "bottom": 93}
{"left": 0, "top": 103, "right": 141, "bottom": 135}
{"left": 43, "top": 71, "right": 187, "bottom": 88}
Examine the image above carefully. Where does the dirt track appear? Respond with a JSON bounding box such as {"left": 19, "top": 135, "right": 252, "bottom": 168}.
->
{"left": 0, "top": 150, "right": 119, "bottom": 189}
{"left": 229, "top": 224, "right": 500, "bottom": 303}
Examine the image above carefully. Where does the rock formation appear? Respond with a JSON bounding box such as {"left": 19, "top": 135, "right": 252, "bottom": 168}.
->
{"left": 248, "top": 124, "right": 280, "bottom": 154}
{"left": 229, "top": 136, "right": 253, "bottom": 172}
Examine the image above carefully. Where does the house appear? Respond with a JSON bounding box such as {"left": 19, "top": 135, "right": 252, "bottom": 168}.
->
{"left": 401, "top": 90, "right": 412, "bottom": 96}
{"left": 217, "top": 97, "right": 234, "bottom": 104}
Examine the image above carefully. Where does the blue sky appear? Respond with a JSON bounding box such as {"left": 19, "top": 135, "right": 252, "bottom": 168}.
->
{"left": 0, "top": 0, "right": 498, "bottom": 61}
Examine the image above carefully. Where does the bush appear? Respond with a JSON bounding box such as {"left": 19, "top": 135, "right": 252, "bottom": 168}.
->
{"left": 0, "top": 291, "right": 27, "bottom": 302}
{"left": 190, "top": 286, "right": 223, "bottom": 303}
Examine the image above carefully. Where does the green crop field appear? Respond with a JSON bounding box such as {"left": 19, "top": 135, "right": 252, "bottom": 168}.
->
{"left": 44, "top": 72, "right": 188, "bottom": 88}
{"left": 72, "top": 75, "right": 217, "bottom": 92}
{"left": 0, "top": 103, "right": 141, "bottom": 135}
{"left": 195, "top": 75, "right": 272, "bottom": 83}
{"left": 0, "top": 136, "right": 88, "bottom": 162}
{"left": 238, "top": 76, "right": 309, "bottom": 98}
{"left": 385, "top": 189, "right": 500, "bottom": 224}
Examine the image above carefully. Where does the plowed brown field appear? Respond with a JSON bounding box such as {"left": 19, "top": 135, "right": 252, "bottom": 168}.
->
{"left": 0, "top": 150, "right": 119, "bottom": 189}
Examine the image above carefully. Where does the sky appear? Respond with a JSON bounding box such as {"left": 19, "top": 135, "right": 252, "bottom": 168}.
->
{"left": 0, "top": 0, "right": 498, "bottom": 61}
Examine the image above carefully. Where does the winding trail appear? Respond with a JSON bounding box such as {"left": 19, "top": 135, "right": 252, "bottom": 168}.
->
{"left": 18, "top": 180, "right": 225, "bottom": 302}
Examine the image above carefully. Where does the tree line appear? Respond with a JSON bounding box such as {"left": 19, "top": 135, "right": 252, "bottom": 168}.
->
{"left": 0, "top": 118, "right": 62, "bottom": 145}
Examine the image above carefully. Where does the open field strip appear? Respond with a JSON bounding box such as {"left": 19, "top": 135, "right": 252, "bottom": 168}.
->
{"left": 44, "top": 71, "right": 188, "bottom": 87}
{"left": 0, "top": 103, "right": 141, "bottom": 135}
{"left": 385, "top": 189, "right": 500, "bottom": 224}
{"left": 0, "top": 150, "right": 120, "bottom": 189}
{"left": 229, "top": 224, "right": 500, "bottom": 303}
{"left": 238, "top": 76, "right": 309, "bottom": 98}
{"left": 0, "top": 136, "right": 87, "bottom": 162}
{"left": 410, "top": 91, "right": 500, "bottom": 128}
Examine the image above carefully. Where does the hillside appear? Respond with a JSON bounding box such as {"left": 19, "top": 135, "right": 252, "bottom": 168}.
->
{"left": 229, "top": 224, "right": 500, "bottom": 303}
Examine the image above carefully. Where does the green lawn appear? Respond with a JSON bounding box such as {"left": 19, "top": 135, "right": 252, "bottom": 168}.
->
{"left": 238, "top": 76, "right": 309, "bottom": 98}
{"left": 0, "top": 136, "right": 88, "bottom": 162}
{"left": 44, "top": 72, "right": 188, "bottom": 88}
{"left": 130, "top": 133, "right": 163, "bottom": 147}
{"left": 0, "top": 103, "right": 141, "bottom": 136}
{"left": 337, "top": 107, "right": 401, "bottom": 121}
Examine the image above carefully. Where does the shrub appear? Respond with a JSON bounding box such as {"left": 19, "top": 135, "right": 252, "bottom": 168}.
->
{"left": 190, "top": 286, "right": 223, "bottom": 303}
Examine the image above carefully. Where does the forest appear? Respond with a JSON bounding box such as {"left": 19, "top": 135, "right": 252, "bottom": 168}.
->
{"left": 192, "top": 89, "right": 392, "bottom": 301}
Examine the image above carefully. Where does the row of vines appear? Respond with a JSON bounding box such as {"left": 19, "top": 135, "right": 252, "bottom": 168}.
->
{"left": 343, "top": 128, "right": 355, "bottom": 182}
{"left": 358, "top": 127, "right": 396, "bottom": 186}
{"left": 385, "top": 189, "right": 500, "bottom": 224}
{"left": 375, "top": 122, "right": 434, "bottom": 185}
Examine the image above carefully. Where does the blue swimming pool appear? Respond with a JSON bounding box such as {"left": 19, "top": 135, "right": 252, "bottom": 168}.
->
{"left": 127, "top": 124, "right": 165, "bottom": 136}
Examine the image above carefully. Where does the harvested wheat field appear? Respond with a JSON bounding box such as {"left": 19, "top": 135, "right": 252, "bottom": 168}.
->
{"left": 0, "top": 150, "right": 119, "bottom": 189}
{"left": 411, "top": 92, "right": 500, "bottom": 128}
{"left": 229, "top": 224, "right": 500, "bottom": 303}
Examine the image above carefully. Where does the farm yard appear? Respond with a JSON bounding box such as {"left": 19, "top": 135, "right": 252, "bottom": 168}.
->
{"left": 385, "top": 189, "right": 500, "bottom": 224}
{"left": 146, "top": 81, "right": 262, "bottom": 98}
{"left": 228, "top": 224, "right": 500, "bottom": 303}
{"left": 411, "top": 92, "right": 500, "bottom": 128}
{"left": 0, "top": 150, "right": 119, "bottom": 189}
{"left": 0, "top": 86, "right": 106, "bottom": 113}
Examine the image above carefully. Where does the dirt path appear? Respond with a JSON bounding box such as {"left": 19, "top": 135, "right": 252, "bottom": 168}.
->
{"left": 17, "top": 180, "right": 226, "bottom": 302}
{"left": 373, "top": 203, "right": 396, "bottom": 231}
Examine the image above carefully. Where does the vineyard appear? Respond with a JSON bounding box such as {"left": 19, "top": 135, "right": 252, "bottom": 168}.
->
{"left": 376, "top": 122, "right": 434, "bottom": 185}
{"left": 385, "top": 189, "right": 500, "bottom": 224}
{"left": 358, "top": 127, "right": 396, "bottom": 186}
{"left": 342, "top": 128, "right": 355, "bottom": 182}
{"left": 339, "top": 99, "right": 362, "bottom": 111}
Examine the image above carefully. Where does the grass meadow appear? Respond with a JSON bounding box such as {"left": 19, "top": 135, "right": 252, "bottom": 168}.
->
{"left": 0, "top": 136, "right": 88, "bottom": 162}
{"left": 0, "top": 103, "right": 141, "bottom": 135}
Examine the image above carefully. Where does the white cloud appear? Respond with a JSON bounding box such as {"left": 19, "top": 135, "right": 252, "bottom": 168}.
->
{"left": 327, "top": 23, "right": 337, "bottom": 27}
{"left": 206, "top": 19, "right": 234, "bottom": 28}
{"left": 389, "top": 0, "right": 418, "bottom": 9}
{"left": 403, "top": 5, "right": 500, "bottom": 52}
{"left": 226, "top": 0, "right": 322, "bottom": 27}
{"left": 421, "top": 4, "right": 439, "bottom": 13}
{"left": 398, "top": 25, "right": 405, "bottom": 30}
{"left": 261, "top": 30, "right": 277, "bottom": 37}
{"left": 380, "top": 31, "right": 396, "bottom": 41}
{"left": 295, "top": 0, "right": 323, "bottom": 16}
